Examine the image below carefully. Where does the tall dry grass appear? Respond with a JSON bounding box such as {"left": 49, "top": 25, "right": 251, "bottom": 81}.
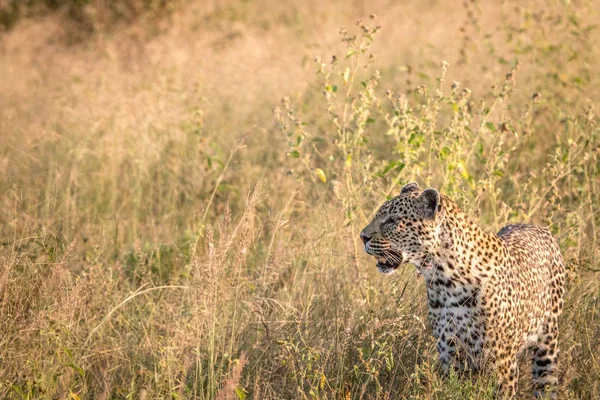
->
{"left": 0, "top": 0, "right": 599, "bottom": 399}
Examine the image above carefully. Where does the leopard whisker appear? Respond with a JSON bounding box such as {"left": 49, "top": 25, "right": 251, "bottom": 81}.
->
{"left": 382, "top": 250, "right": 402, "bottom": 265}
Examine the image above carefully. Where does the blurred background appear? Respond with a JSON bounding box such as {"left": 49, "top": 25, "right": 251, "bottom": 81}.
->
{"left": 0, "top": 0, "right": 599, "bottom": 399}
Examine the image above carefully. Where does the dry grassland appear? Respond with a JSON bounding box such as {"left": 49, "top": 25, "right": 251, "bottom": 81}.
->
{"left": 0, "top": 0, "right": 599, "bottom": 398}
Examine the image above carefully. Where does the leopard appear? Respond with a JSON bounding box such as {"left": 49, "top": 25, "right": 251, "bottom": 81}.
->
{"left": 360, "top": 182, "right": 565, "bottom": 399}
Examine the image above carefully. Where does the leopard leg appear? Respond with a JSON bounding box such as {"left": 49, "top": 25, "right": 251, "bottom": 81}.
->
{"left": 531, "top": 317, "right": 560, "bottom": 399}
{"left": 532, "top": 256, "right": 564, "bottom": 400}
{"left": 437, "top": 334, "right": 457, "bottom": 374}
{"left": 494, "top": 349, "right": 519, "bottom": 399}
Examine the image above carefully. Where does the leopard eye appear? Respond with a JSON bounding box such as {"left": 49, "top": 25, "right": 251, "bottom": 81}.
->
{"left": 382, "top": 216, "right": 400, "bottom": 228}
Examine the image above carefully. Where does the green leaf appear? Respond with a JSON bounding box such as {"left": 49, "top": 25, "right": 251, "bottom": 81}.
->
{"left": 69, "top": 363, "right": 85, "bottom": 377}
{"left": 485, "top": 122, "right": 497, "bottom": 132}
{"left": 382, "top": 162, "right": 400, "bottom": 175}
{"left": 408, "top": 132, "right": 425, "bottom": 146}
{"left": 375, "top": 161, "right": 405, "bottom": 178}
{"left": 288, "top": 150, "right": 300, "bottom": 158}
{"left": 477, "top": 142, "right": 484, "bottom": 156}
{"left": 568, "top": 15, "right": 580, "bottom": 27}
{"left": 332, "top": 85, "right": 338, "bottom": 92}
{"left": 11, "top": 385, "right": 27, "bottom": 399}
{"left": 440, "top": 146, "right": 451, "bottom": 160}
{"left": 366, "top": 117, "right": 376, "bottom": 124}
{"left": 235, "top": 387, "right": 247, "bottom": 400}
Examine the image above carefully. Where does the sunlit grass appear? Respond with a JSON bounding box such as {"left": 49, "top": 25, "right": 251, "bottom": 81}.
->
{"left": 0, "top": 1, "right": 599, "bottom": 399}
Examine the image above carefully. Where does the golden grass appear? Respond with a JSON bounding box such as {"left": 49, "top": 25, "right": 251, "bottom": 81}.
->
{"left": 0, "top": 0, "right": 599, "bottom": 398}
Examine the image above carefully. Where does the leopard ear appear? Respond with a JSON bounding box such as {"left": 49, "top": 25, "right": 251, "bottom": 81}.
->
{"left": 400, "top": 182, "right": 419, "bottom": 194}
{"left": 418, "top": 188, "right": 440, "bottom": 219}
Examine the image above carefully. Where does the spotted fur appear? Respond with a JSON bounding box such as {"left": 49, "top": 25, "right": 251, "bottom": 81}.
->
{"left": 360, "top": 182, "right": 565, "bottom": 399}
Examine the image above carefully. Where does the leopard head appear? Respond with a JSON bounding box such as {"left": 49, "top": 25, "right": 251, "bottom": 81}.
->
{"left": 360, "top": 182, "right": 443, "bottom": 274}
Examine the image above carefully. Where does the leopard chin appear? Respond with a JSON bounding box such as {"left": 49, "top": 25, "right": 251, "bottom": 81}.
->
{"left": 374, "top": 252, "right": 402, "bottom": 274}
{"left": 376, "top": 263, "right": 399, "bottom": 275}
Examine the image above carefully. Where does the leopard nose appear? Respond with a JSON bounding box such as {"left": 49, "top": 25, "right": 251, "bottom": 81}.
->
{"left": 360, "top": 231, "right": 371, "bottom": 244}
